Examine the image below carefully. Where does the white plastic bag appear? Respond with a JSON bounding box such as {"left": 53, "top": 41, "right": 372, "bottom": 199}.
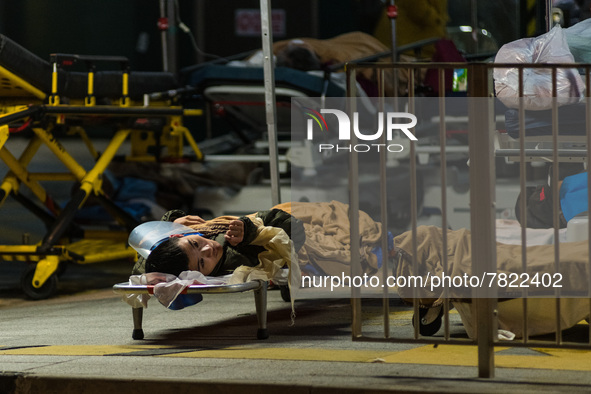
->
{"left": 494, "top": 26, "right": 585, "bottom": 110}
{"left": 565, "top": 19, "right": 591, "bottom": 63}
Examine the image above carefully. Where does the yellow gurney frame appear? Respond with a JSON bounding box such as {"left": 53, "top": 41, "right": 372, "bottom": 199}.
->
{"left": 0, "top": 48, "right": 204, "bottom": 299}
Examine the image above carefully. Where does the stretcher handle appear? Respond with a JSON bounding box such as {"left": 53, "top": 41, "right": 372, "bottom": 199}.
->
{"left": 50, "top": 53, "right": 130, "bottom": 71}
{"left": 0, "top": 106, "right": 42, "bottom": 126}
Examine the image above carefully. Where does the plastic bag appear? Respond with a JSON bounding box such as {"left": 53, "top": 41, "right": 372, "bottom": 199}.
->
{"left": 560, "top": 171, "right": 588, "bottom": 222}
{"left": 494, "top": 25, "right": 585, "bottom": 110}
{"left": 565, "top": 19, "right": 591, "bottom": 63}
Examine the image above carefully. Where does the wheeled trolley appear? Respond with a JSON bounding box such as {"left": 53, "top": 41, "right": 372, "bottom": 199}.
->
{"left": 0, "top": 35, "right": 203, "bottom": 299}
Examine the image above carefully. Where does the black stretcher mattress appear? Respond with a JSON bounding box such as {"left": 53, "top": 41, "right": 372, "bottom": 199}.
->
{"left": 186, "top": 64, "right": 346, "bottom": 98}
{"left": 504, "top": 103, "right": 588, "bottom": 139}
{"left": 0, "top": 34, "right": 177, "bottom": 100}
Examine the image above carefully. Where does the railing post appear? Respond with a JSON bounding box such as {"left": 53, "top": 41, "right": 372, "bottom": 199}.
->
{"left": 467, "top": 63, "right": 497, "bottom": 378}
{"left": 348, "top": 65, "right": 362, "bottom": 339}
{"left": 260, "top": 0, "right": 281, "bottom": 206}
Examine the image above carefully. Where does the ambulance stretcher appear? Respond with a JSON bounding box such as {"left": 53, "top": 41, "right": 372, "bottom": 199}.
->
{"left": 0, "top": 34, "right": 203, "bottom": 299}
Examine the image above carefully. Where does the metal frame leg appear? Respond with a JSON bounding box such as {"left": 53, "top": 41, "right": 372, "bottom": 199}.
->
{"left": 253, "top": 281, "right": 269, "bottom": 339}
{"left": 132, "top": 307, "right": 144, "bottom": 340}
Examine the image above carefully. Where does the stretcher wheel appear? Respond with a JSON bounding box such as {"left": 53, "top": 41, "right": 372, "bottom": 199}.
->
{"left": 279, "top": 285, "right": 291, "bottom": 302}
{"left": 412, "top": 306, "right": 444, "bottom": 337}
{"left": 20, "top": 265, "right": 58, "bottom": 300}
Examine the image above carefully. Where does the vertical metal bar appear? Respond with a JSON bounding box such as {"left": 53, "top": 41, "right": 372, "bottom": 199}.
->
{"left": 260, "top": 0, "right": 281, "bottom": 206}
{"left": 551, "top": 66, "right": 562, "bottom": 345}
{"left": 408, "top": 68, "right": 420, "bottom": 340}
{"left": 159, "top": 0, "right": 169, "bottom": 72}
{"left": 468, "top": 63, "right": 496, "bottom": 378}
{"left": 378, "top": 68, "right": 390, "bottom": 338}
{"left": 348, "top": 66, "right": 362, "bottom": 338}
{"left": 166, "top": 0, "right": 178, "bottom": 75}
{"left": 388, "top": 1, "right": 399, "bottom": 99}
{"left": 438, "top": 67, "right": 450, "bottom": 341}
{"left": 195, "top": 0, "right": 206, "bottom": 64}
{"left": 389, "top": 1, "right": 399, "bottom": 100}
{"left": 518, "top": 65, "right": 529, "bottom": 344}
{"left": 389, "top": 0, "right": 397, "bottom": 62}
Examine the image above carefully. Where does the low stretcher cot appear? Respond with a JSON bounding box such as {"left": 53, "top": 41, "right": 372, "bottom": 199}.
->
{"left": 113, "top": 280, "right": 270, "bottom": 340}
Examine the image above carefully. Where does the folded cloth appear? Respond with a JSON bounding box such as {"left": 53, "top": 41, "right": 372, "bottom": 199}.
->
{"left": 122, "top": 271, "right": 231, "bottom": 309}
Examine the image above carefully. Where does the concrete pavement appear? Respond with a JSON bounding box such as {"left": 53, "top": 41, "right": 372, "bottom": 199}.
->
{"left": 1, "top": 260, "right": 591, "bottom": 393}
{"left": 1, "top": 137, "right": 591, "bottom": 393}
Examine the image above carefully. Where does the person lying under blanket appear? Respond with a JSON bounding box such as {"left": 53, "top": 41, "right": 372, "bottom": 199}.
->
{"left": 246, "top": 31, "right": 394, "bottom": 96}
{"left": 132, "top": 200, "right": 393, "bottom": 281}
{"left": 132, "top": 204, "right": 306, "bottom": 278}
{"left": 126, "top": 201, "right": 392, "bottom": 310}
{"left": 393, "top": 224, "right": 591, "bottom": 339}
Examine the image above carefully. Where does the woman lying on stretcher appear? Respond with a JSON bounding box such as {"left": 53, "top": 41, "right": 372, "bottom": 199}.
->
{"left": 134, "top": 205, "right": 305, "bottom": 278}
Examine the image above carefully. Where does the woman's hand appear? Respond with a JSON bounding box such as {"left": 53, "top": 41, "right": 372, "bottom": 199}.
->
{"left": 224, "top": 219, "right": 244, "bottom": 246}
{"left": 174, "top": 215, "right": 206, "bottom": 227}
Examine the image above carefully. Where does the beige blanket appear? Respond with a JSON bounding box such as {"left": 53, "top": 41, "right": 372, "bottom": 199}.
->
{"left": 273, "top": 32, "right": 389, "bottom": 69}
{"left": 394, "top": 225, "right": 591, "bottom": 306}
{"left": 272, "top": 32, "right": 394, "bottom": 95}
{"left": 287, "top": 200, "right": 383, "bottom": 277}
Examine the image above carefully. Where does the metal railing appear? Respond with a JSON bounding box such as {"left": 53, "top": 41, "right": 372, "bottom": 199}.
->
{"left": 346, "top": 61, "right": 591, "bottom": 378}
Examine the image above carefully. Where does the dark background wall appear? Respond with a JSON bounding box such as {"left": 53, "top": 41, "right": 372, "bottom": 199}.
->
{"left": 0, "top": 0, "right": 524, "bottom": 70}
{"left": 0, "top": 0, "right": 531, "bottom": 74}
{"left": 0, "top": 0, "right": 383, "bottom": 73}
{"left": 0, "top": 0, "right": 164, "bottom": 71}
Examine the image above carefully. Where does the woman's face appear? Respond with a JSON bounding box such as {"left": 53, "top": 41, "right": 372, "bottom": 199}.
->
{"left": 177, "top": 234, "right": 223, "bottom": 275}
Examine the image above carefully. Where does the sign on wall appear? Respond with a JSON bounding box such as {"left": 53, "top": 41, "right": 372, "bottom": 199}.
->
{"left": 235, "top": 9, "right": 286, "bottom": 37}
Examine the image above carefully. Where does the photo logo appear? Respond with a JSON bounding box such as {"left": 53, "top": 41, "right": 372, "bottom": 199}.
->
{"left": 303, "top": 107, "right": 417, "bottom": 153}
{"left": 303, "top": 107, "right": 329, "bottom": 133}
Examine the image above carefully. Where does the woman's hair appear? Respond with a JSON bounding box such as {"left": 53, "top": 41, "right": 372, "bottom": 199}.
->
{"left": 145, "top": 237, "right": 189, "bottom": 277}
{"left": 144, "top": 216, "right": 236, "bottom": 277}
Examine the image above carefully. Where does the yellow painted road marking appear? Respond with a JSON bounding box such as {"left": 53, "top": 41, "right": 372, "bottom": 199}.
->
{"left": 380, "top": 345, "right": 477, "bottom": 367}
{"left": 1, "top": 344, "right": 590, "bottom": 371}
{"left": 0, "top": 345, "right": 167, "bottom": 356}
{"left": 381, "top": 345, "right": 591, "bottom": 372}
